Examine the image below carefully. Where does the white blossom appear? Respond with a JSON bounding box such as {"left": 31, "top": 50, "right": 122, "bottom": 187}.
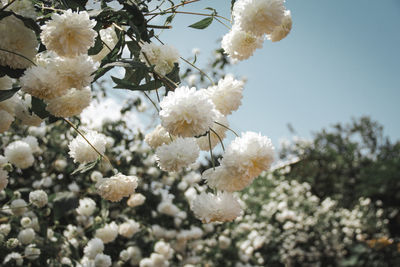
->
{"left": 96, "top": 173, "right": 138, "bottom": 202}
{"left": 29, "top": 190, "right": 48, "bottom": 208}
{"left": 118, "top": 220, "right": 140, "bottom": 238}
{"left": 95, "top": 222, "right": 118, "bottom": 244}
{"left": 84, "top": 238, "right": 104, "bottom": 259}
{"left": 68, "top": 130, "right": 106, "bottom": 164}
{"left": 4, "top": 140, "right": 34, "bottom": 169}
{"left": 268, "top": 10, "right": 292, "bottom": 42}
{"left": 140, "top": 42, "right": 180, "bottom": 75}
{"left": 76, "top": 197, "right": 96, "bottom": 216}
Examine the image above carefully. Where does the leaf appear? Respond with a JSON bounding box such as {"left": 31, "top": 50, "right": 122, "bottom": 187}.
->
{"left": 188, "top": 17, "right": 213, "bottom": 29}
{"left": 0, "top": 65, "right": 25, "bottom": 79}
{"left": 0, "top": 87, "right": 20, "bottom": 102}
{"left": 53, "top": 192, "right": 79, "bottom": 220}
{"left": 112, "top": 76, "right": 162, "bottom": 91}
{"left": 71, "top": 160, "right": 98, "bottom": 175}
{"left": 31, "top": 97, "right": 51, "bottom": 119}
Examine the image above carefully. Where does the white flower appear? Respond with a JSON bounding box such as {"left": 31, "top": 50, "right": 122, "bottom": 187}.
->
{"left": 196, "top": 112, "right": 228, "bottom": 151}
{"left": 156, "top": 137, "right": 199, "bottom": 172}
{"left": 84, "top": 238, "right": 104, "bottom": 259}
{"left": 268, "top": 10, "right": 292, "bottom": 42}
{"left": 24, "top": 245, "right": 40, "bottom": 260}
{"left": 145, "top": 125, "right": 172, "bottom": 149}
{"left": 46, "top": 87, "right": 92, "bottom": 118}
{"left": 29, "top": 190, "right": 48, "bottom": 208}
{"left": 22, "top": 136, "right": 41, "bottom": 154}
{"left": 140, "top": 253, "right": 169, "bottom": 267}
{"left": 40, "top": 9, "right": 97, "bottom": 57}
{"left": 191, "top": 192, "right": 242, "bottom": 223}
{"left": 207, "top": 74, "right": 244, "bottom": 115}
{"left": 91, "top": 26, "right": 118, "bottom": 62}
{"left": 140, "top": 42, "right": 180, "bottom": 75}
{"left": 76, "top": 197, "right": 96, "bottom": 216}
{"left": 154, "top": 241, "right": 174, "bottom": 260}
{"left": 0, "top": 168, "right": 8, "bottom": 191}
{"left": 54, "top": 159, "right": 67, "bottom": 172}
{"left": 157, "top": 201, "right": 180, "bottom": 216}
{"left": 68, "top": 130, "right": 106, "bottom": 164}
{"left": 20, "top": 64, "right": 59, "bottom": 100}
{"left": 221, "top": 26, "right": 264, "bottom": 61}
{"left": 14, "top": 95, "right": 42, "bottom": 126}
{"left": 18, "top": 228, "right": 35, "bottom": 245}
{"left": 3, "top": 252, "right": 23, "bottom": 266}
{"left": 96, "top": 173, "right": 138, "bottom": 202}
{"left": 232, "top": 0, "right": 286, "bottom": 36}
{"left": 0, "top": 110, "right": 14, "bottom": 133}
{"left": 127, "top": 193, "right": 146, "bottom": 207}
{"left": 54, "top": 55, "right": 98, "bottom": 90}
{"left": 118, "top": 220, "right": 140, "bottom": 238}
{"left": 94, "top": 253, "right": 112, "bottom": 267}
{"left": 159, "top": 86, "right": 218, "bottom": 137}
{"left": 4, "top": 140, "right": 34, "bottom": 169}
{"left": 220, "top": 131, "right": 274, "bottom": 180}
{"left": 0, "top": 16, "right": 37, "bottom": 69}
{"left": 20, "top": 217, "right": 32, "bottom": 228}
{"left": 95, "top": 222, "right": 118, "bottom": 244}
{"left": 11, "top": 199, "right": 27, "bottom": 216}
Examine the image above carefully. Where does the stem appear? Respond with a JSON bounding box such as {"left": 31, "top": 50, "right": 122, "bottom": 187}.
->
{"left": 214, "top": 17, "right": 232, "bottom": 30}
{"left": 209, "top": 127, "right": 225, "bottom": 151}
{"left": 208, "top": 131, "right": 215, "bottom": 170}
{"left": 147, "top": 24, "right": 172, "bottom": 29}
{"left": 0, "top": 0, "right": 16, "bottom": 11}
{"left": 153, "top": 36, "right": 215, "bottom": 86}
{"left": 164, "top": 0, "right": 201, "bottom": 12}
{"left": 145, "top": 10, "right": 231, "bottom": 22}
{"left": 155, "top": 89, "right": 161, "bottom": 102}
{"left": 63, "top": 118, "right": 111, "bottom": 164}
{"left": 143, "top": 91, "right": 160, "bottom": 113}
{"left": 0, "top": 48, "right": 36, "bottom": 66}
{"left": 180, "top": 56, "right": 215, "bottom": 86}
{"left": 214, "top": 121, "right": 239, "bottom": 137}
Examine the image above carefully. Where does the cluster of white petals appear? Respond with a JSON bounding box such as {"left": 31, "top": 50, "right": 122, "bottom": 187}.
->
{"left": 145, "top": 125, "right": 172, "bottom": 149}
{"left": 29, "top": 190, "right": 48, "bottom": 208}
{"left": 222, "top": 0, "right": 291, "bottom": 61}
{"left": 4, "top": 140, "right": 34, "bottom": 169}
{"left": 191, "top": 192, "right": 242, "bottom": 223}
{"left": 221, "top": 26, "right": 264, "bottom": 61}
{"left": 118, "top": 220, "right": 140, "bottom": 238}
{"left": 127, "top": 193, "right": 146, "bottom": 207}
{"left": 40, "top": 9, "right": 97, "bottom": 57}
{"left": 233, "top": 0, "right": 286, "bottom": 36}
{"left": 204, "top": 132, "right": 274, "bottom": 192}
{"left": 95, "top": 222, "right": 118, "bottom": 244}
{"left": 0, "top": 110, "right": 14, "bottom": 133}
{"left": 196, "top": 112, "right": 228, "bottom": 151}
{"left": 159, "top": 86, "right": 218, "bottom": 137}
{"left": 156, "top": 137, "right": 199, "bottom": 172}
{"left": 140, "top": 42, "right": 180, "bottom": 75}
{"left": 207, "top": 74, "right": 245, "bottom": 115}
{"left": 46, "top": 87, "right": 92, "bottom": 117}
{"left": 68, "top": 130, "right": 107, "bottom": 164}
{"left": 0, "top": 16, "right": 37, "bottom": 69}
{"left": 76, "top": 197, "right": 96, "bottom": 216}
{"left": 95, "top": 173, "right": 138, "bottom": 202}
{"left": 268, "top": 10, "right": 293, "bottom": 42}
{"left": 84, "top": 238, "right": 104, "bottom": 259}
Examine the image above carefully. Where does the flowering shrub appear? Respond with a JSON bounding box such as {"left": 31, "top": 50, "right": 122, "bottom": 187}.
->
{"left": 0, "top": 0, "right": 397, "bottom": 265}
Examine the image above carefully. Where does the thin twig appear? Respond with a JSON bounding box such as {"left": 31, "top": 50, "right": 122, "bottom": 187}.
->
{"left": 143, "top": 91, "right": 160, "bottom": 112}
{"left": 214, "top": 17, "right": 232, "bottom": 30}
{"left": 147, "top": 24, "right": 172, "bottom": 29}
{"left": 63, "top": 118, "right": 111, "bottom": 164}
{"left": 208, "top": 131, "right": 215, "bottom": 170}
{"left": 209, "top": 127, "right": 225, "bottom": 151}
{"left": 0, "top": 48, "right": 36, "bottom": 66}
{"left": 214, "top": 121, "right": 239, "bottom": 137}
{"left": 0, "top": 0, "right": 16, "bottom": 12}
{"left": 145, "top": 10, "right": 230, "bottom": 22}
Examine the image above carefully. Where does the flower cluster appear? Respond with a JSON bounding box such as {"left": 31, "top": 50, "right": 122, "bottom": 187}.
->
{"left": 19, "top": 9, "right": 99, "bottom": 118}
{"left": 222, "top": 0, "right": 292, "bottom": 61}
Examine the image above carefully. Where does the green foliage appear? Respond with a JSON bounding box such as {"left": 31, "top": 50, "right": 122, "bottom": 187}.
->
{"left": 189, "top": 17, "right": 213, "bottom": 29}
{"left": 280, "top": 117, "right": 400, "bottom": 236}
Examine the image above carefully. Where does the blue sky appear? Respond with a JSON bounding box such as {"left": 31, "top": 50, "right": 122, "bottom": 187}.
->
{"left": 149, "top": 0, "right": 400, "bottom": 147}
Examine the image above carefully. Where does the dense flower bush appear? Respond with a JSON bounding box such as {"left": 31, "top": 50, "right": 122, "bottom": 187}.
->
{"left": 0, "top": 0, "right": 398, "bottom": 266}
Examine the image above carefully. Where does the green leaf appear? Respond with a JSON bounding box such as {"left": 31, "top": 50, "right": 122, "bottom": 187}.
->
{"left": 31, "top": 97, "right": 51, "bottom": 119}
{"left": 188, "top": 17, "right": 213, "bottom": 29}
{"left": 0, "top": 87, "right": 20, "bottom": 102}
{"left": 71, "top": 160, "right": 98, "bottom": 175}
{"left": 0, "top": 65, "right": 25, "bottom": 79}
{"left": 112, "top": 76, "right": 162, "bottom": 91}
{"left": 53, "top": 192, "right": 79, "bottom": 220}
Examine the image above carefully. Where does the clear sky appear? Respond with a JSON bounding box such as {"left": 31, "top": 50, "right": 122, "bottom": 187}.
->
{"left": 148, "top": 0, "right": 400, "bottom": 148}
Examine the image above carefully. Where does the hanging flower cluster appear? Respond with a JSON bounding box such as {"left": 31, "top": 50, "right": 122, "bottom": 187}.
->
{"left": 222, "top": 0, "right": 293, "bottom": 61}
